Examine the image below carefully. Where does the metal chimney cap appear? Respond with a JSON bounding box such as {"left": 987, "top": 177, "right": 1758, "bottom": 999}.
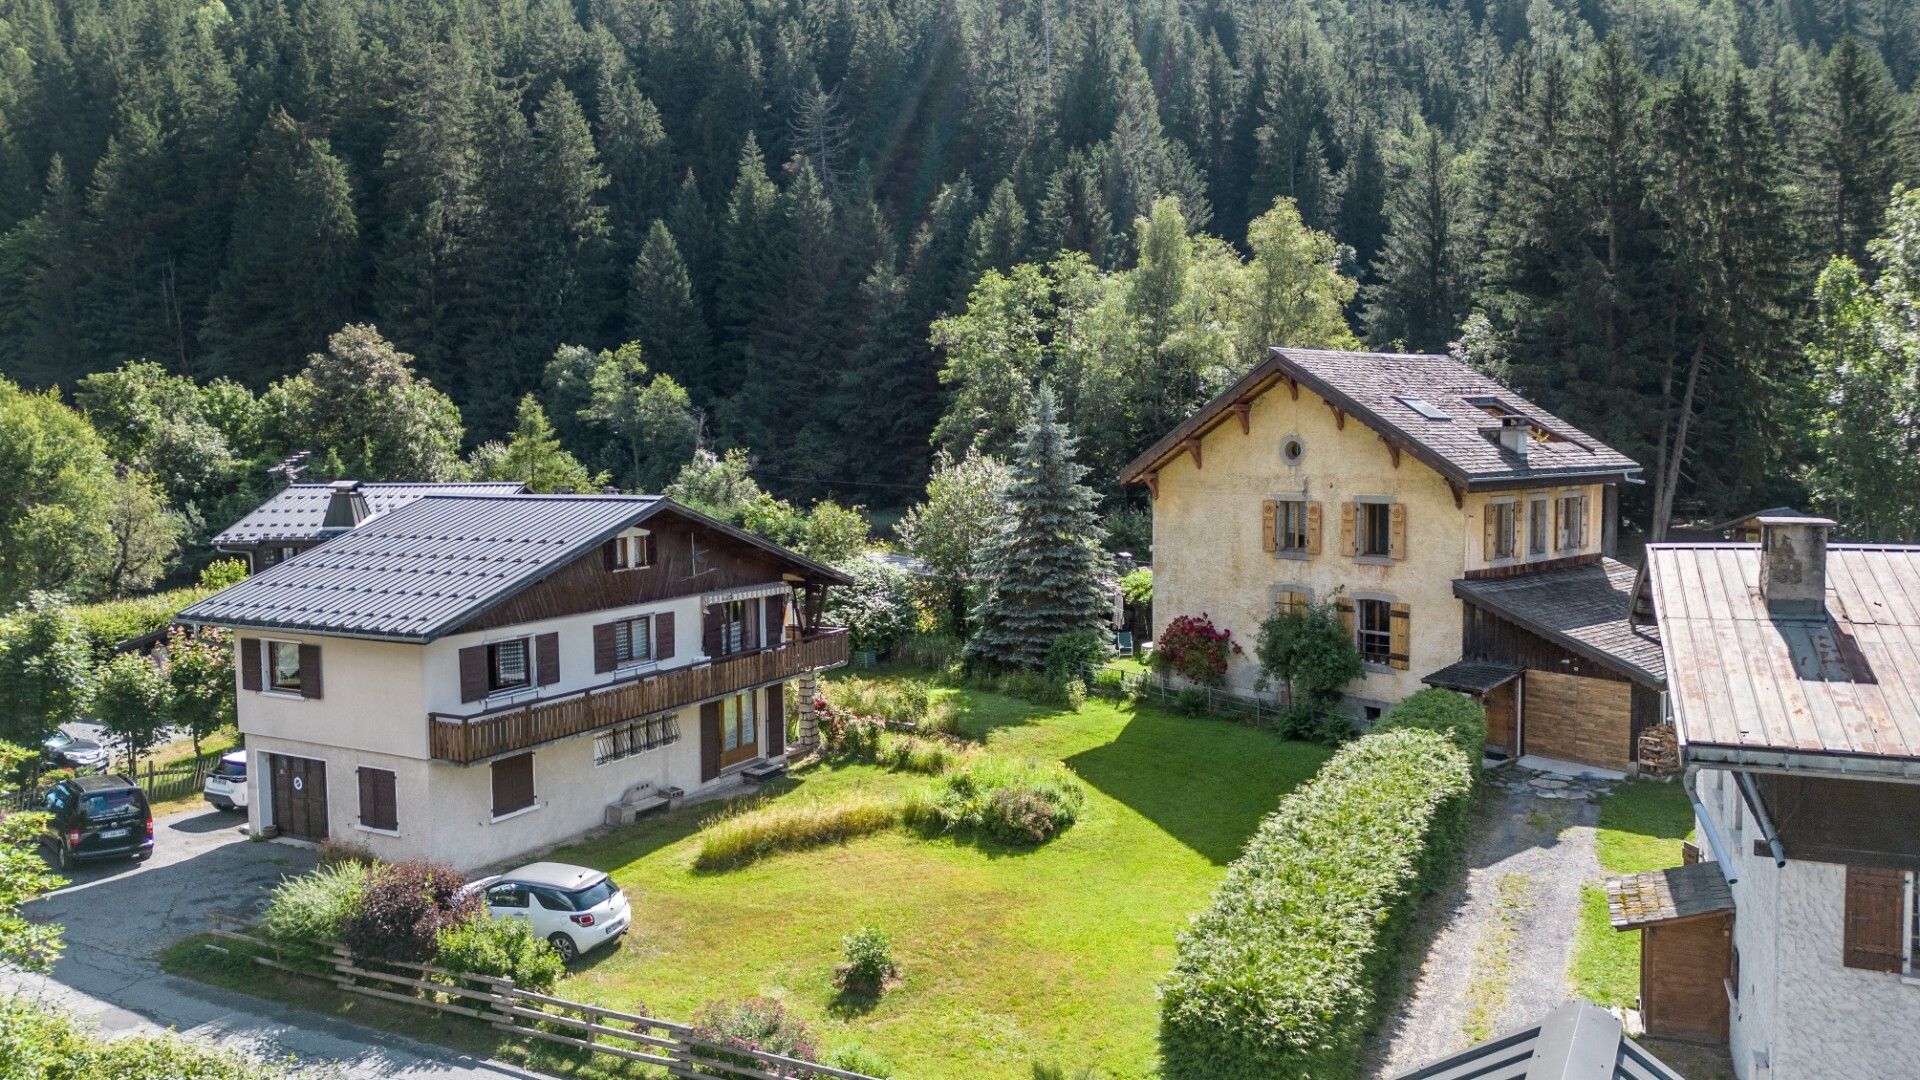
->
{"left": 1755, "top": 514, "right": 1836, "bottom": 529}
{"left": 328, "top": 479, "right": 364, "bottom": 494}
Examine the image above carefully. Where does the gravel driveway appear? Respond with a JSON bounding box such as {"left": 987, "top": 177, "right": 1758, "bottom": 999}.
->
{"left": 1365, "top": 768, "right": 1613, "bottom": 1076}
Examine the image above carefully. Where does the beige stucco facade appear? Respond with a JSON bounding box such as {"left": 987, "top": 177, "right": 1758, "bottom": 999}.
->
{"left": 1149, "top": 378, "right": 1605, "bottom": 713}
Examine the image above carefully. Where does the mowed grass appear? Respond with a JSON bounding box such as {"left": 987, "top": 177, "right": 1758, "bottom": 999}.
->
{"left": 542, "top": 677, "right": 1331, "bottom": 1079}
{"left": 1570, "top": 779, "right": 1696, "bottom": 1007}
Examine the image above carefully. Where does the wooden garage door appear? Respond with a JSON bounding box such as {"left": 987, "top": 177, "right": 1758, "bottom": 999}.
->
{"left": 268, "top": 754, "right": 329, "bottom": 842}
{"left": 1522, "top": 670, "right": 1632, "bottom": 771}
{"left": 1642, "top": 914, "right": 1732, "bottom": 1044}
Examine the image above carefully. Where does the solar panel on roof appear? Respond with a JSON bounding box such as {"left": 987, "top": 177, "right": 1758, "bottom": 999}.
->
{"left": 1396, "top": 395, "right": 1452, "bottom": 421}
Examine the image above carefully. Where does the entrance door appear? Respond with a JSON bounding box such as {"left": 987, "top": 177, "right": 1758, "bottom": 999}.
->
{"left": 1482, "top": 680, "right": 1518, "bottom": 755}
{"left": 717, "top": 692, "right": 759, "bottom": 770}
{"left": 1641, "top": 913, "right": 1733, "bottom": 1044}
{"left": 268, "top": 754, "right": 329, "bottom": 841}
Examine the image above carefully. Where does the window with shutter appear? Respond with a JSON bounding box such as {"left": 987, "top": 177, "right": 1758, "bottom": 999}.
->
{"left": 611, "top": 615, "right": 652, "bottom": 665}
{"left": 1261, "top": 500, "right": 1277, "bottom": 553}
{"left": 1388, "top": 603, "right": 1410, "bottom": 670}
{"left": 1843, "top": 865, "right": 1907, "bottom": 973}
{"left": 490, "top": 753, "right": 536, "bottom": 818}
{"left": 357, "top": 767, "right": 398, "bottom": 831}
{"left": 1357, "top": 502, "right": 1392, "bottom": 557}
{"left": 486, "top": 638, "right": 532, "bottom": 693}
{"left": 1269, "top": 499, "right": 1310, "bottom": 555}
{"left": 1528, "top": 497, "right": 1549, "bottom": 556}
{"left": 1356, "top": 598, "right": 1393, "bottom": 665}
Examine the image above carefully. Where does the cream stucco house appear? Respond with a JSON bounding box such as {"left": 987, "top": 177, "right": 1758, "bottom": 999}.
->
{"left": 179, "top": 492, "right": 849, "bottom": 870}
{"left": 1622, "top": 517, "right": 1920, "bottom": 1076}
{"left": 1120, "top": 347, "right": 1663, "bottom": 773}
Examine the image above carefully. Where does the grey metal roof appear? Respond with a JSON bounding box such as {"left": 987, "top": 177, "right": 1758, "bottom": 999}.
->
{"left": 182, "top": 495, "right": 661, "bottom": 641}
{"left": 211, "top": 482, "right": 528, "bottom": 545}
{"left": 1392, "top": 999, "right": 1686, "bottom": 1080}
{"left": 1423, "top": 660, "right": 1524, "bottom": 695}
{"left": 1648, "top": 542, "right": 1920, "bottom": 770}
{"left": 1455, "top": 558, "right": 1666, "bottom": 686}
{"left": 1121, "top": 348, "right": 1640, "bottom": 490}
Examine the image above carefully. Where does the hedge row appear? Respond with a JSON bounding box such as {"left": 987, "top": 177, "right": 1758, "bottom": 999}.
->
{"left": 1157, "top": 705, "right": 1478, "bottom": 1079}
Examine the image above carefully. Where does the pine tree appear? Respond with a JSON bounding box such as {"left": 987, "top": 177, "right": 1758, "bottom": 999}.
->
{"left": 0, "top": 155, "right": 83, "bottom": 386}
{"left": 1363, "top": 127, "right": 1469, "bottom": 351}
{"left": 469, "top": 394, "right": 606, "bottom": 492}
{"left": 711, "top": 135, "right": 781, "bottom": 406}
{"left": 963, "top": 179, "right": 1029, "bottom": 283}
{"left": 1037, "top": 150, "right": 1113, "bottom": 264}
{"left": 627, "top": 220, "right": 713, "bottom": 389}
{"left": 1805, "top": 36, "right": 1919, "bottom": 263}
{"left": 966, "top": 384, "right": 1110, "bottom": 672}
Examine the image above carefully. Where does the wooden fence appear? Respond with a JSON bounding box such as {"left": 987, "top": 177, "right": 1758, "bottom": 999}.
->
{"left": 1092, "top": 665, "right": 1293, "bottom": 729}
{"left": 0, "top": 749, "right": 223, "bottom": 813}
{"left": 201, "top": 917, "right": 879, "bottom": 1080}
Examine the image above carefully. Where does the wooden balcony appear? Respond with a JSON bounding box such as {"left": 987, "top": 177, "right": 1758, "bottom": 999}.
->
{"left": 428, "top": 628, "right": 848, "bottom": 764}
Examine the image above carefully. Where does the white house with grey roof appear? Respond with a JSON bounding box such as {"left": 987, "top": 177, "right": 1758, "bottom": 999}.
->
{"left": 1121, "top": 347, "right": 1663, "bottom": 773}
{"left": 180, "top": 493, "right": 850, "bottom": 870}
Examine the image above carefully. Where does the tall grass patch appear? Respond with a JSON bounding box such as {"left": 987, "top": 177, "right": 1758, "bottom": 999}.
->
{"left": 1157, "top": 727, "right": 1475, "bottom": 1080}
{"left": 902, "top": 756, "right": 1087, "bottom": 844}
{"left": 694, "top": 795, "right": 902, "bottom": 871}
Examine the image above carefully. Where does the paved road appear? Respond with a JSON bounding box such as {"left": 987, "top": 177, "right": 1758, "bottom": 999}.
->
{"left": 6, "top": 804, "right": 546, "bottom": 1078}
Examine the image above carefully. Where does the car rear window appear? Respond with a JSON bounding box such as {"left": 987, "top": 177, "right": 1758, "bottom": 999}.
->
{"left": 212, "top": 759, "right": 246, "bottom": 778}
{"left": 565, "top": 877, "right": 617, "bottom": 910}
{"left": 81, "top": 789, "right": 142, "bottom": 817}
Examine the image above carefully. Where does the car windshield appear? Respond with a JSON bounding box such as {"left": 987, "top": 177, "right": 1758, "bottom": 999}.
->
{"left": 45, "top": 732, "right": 71, "bottom": 749}
{"left": 564, "top": 877, "right": 617, "bottom": 910}
{"left": 81, "top": 789, "right": 141, "bottom": 817}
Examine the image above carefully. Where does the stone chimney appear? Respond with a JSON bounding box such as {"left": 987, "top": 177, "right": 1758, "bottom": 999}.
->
{"left": 1757, "top": 515, "right": 1836, "bottom": 618}
{"left": 1496, "top": 415, "right": 1530, "bottom": 461}
{"left": 319, "top": 479, "right": 370, "bottom": 535}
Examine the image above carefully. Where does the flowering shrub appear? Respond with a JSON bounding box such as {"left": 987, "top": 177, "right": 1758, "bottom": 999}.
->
{"left": 815, "top": 697, "right": 884, "bottom": 759}
{"left": 338, "top": 859, "right": 478, "bottom": 963}
{"left": 689, "top": 997, "right": 819, "bottom": 1074}
{"left": 1149, "top": 613, "right": 1243, "bottom": 687}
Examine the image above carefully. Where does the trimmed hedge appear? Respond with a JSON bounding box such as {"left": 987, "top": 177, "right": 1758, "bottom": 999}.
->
{"left": 1157, "top": 727, "right": 1476, "bottom": 1079}
{"left": 1375, "top": 687, "right": 1488, "bottom": 764}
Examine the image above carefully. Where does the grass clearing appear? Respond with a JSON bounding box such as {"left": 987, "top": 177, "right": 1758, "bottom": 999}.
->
{"left": 1461, "top": 873, "right": 1531, "bottom": 1044}
{"left": 1570, "top": 779, "right": 1696, "bottom": 1007}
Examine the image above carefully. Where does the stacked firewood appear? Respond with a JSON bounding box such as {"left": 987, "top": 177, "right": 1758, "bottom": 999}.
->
{"left": 1638, "top": 724, "right": 1680, "bottom": 775}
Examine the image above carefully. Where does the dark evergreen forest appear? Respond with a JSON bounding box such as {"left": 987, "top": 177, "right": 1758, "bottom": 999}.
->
{"left": 1, "top": 0, "right": 1916, "bottom": 523}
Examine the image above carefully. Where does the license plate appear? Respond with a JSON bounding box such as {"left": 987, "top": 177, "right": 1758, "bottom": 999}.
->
{"left": 605, "top": 918, "right": 628, "bottom": 936}
{"left": 98, "top": 828, "right": 128, "bottom": 840}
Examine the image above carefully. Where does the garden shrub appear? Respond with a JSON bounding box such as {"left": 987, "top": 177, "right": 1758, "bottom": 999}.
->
{"left": 1174, "top": 687, "right": 1208, "bottom": 716}
{"left": 816, "top": 701, "right": 885, "bottom": 759}
{"left": 0, "top": 994, "right": 295, "bottom": 1079}
{"left": 1277, "top": 700, "right": 1357, "bottom": 747}
{"left": 1148, "top": 613, "right": 1242, "bottom": 687}
{"left": 434, "top": 913, "right": 564, "bottom": 992}
{"left": 694, "top": 795, "right": 901, "bottom": 871}
{"left": 1044, "top": 627, "right": 1111, "bottom": 688}
{"left": 1158, "top": 728, "right": 1475, "bottom": 1080}
{"left": 1253, "top": 598, "right": 1363, "bottom": 725}
{"left": 261, "top": 862, "right": 371, "bottom": 948}
{"left": 903, "top": 756, "right": 1086, "bottom": 844}
{"left": 893, "top": 631, "right": 963, "bottom": 675}
{"left": 689, "top": 997, "right": 819, "bottom": 1074}
{"left": 822, "top": 676, "right": 959, "bottom": 737}
{"left": 825, "top": 559, "right": 921, "bottom": 657}
{"left": 1376, "top": 688, "right": 1487, "bottom": 764}
{"left": 839, "top": 925, "right": 895, "bottom": 989}
{"left": 822, "top": 1042, "right": 895, "bottom": 1077}
{"left": 876, "top": 732, "right": 963, "bottom": 775}
{"left": 338, "top": 859, "right": 478, "bottom": 963}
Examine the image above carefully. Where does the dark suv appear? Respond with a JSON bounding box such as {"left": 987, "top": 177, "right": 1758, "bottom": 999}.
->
{"left": 40, "top": 774, "right": 153, "bottom": 870}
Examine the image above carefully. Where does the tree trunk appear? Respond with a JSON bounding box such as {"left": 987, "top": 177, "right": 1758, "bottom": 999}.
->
{"left": 1651, "top": 338, "right": 1707, "bottom": 541}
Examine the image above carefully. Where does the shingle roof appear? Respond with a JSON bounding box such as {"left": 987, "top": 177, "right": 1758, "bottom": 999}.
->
{"left": 1648, "top": 543, "right": 1920, "bottom": 771}
{"left": 211, "top": 482, "right": 528, "bottom": 545}
{"left": 1120, "top": 348, "right": 1641, "bottom": 490}
{"left": 1606, "top": 862, "right": 1734, "bottom": 930}
{"left": 1391, "top": 999, "right": 1685, "bottom": 1080}
{"left": 184, "top": 494, "right": 659, "bottom": 641}
{"left": 1423, "top": 660, "right": 1524, "bottom": 695}
{"left": 1454, "top": 558, "right": 1666, "bottom": 686}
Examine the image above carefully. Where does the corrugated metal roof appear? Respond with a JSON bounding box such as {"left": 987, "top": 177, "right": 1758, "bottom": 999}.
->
{"left": 1120, "top": 348, "right": 1641, "bottom": 489}
{"left": 1391, "top": 999, "right": 1685, "bottom": 1080}
{"left": 211, "top": 482, "right": 528, "bottom": 544}
{"left": 1648, "top": 543, "right": 1920, "bottom": 767}
{"left": 182, "top": 495, "right": 661, "bottom": 641}
{"left": 1454, "top": 558, "right": 1666, "bottom": 686}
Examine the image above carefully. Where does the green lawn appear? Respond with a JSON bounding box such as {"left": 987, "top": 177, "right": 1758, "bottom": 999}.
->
{"left": 1570, "top": 779, "right": 1696, "bottom": 1007}
{"left": 534, "top": 680, "right": 1330, "bottom": 1079}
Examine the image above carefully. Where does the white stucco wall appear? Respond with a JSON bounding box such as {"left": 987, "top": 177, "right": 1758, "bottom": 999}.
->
{"left": 237, "top": 633, "right": 428, "bottom": 758}
{"left": 1703, "top": 770, "right": 1920, "bottom": 1079}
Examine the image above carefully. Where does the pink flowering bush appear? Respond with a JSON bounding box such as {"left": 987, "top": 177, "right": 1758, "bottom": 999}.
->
{"left": 690, "top": 996, "right": 819, "bottom": 1073}
{"left": 1149, "top": 613, "right": 1243, "bottom": 687}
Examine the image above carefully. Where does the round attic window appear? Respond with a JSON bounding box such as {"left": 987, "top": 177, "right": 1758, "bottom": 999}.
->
{"left": 1281, "top": 435, "right": 1306, "bottom": 466}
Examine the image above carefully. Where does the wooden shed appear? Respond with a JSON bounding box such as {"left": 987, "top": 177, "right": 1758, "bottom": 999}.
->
{"left": 1606, "top": 862, "right": 1735, "bottom": 1045}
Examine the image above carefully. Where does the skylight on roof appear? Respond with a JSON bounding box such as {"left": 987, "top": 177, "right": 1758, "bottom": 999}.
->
{"left": 1397, "top": 396, "right": 1452, "bottom": 421}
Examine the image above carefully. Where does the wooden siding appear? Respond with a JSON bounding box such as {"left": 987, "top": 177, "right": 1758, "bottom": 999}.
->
{"left": 1641, "top": 914, "right": 1732, "bottom": 1044}
{"left": 453, "top": 509, "right": 809, "bottom": 635}
{"left": 1523, "top": 668, "right": 1633, "bottom": 771}
{"left": 1755, "top": 774, "right": 1920, "bottom": 870}
{"left": 428, "top": 629, "right": 848, "bottom": 764}
{"left": 1462, "top": 551, "right": 1601, "bottom": 581}
{"left": 1463, "top": 603, "right": 1662, "bottom": 760}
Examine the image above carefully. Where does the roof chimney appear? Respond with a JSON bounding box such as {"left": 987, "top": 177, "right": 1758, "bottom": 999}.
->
{"left": 1757, "top": 515, "right": 1836, "bottom": 618}
{"left": 319, "top": 479, "right": 370, "bottom": 535}
{"left": 1496, "top": 415, "right": 1530, "bottom": 461}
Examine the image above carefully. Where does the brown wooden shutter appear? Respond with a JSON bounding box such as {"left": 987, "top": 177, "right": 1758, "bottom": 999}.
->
{"left": 592, "top": 623, "right": 616, "bottom": 673}
{"left": 1261, "top": 500, "right": 1277, "bottom": 553}
{"left": 1388, "top": 602, "right": 1411, "bottom": 670}
{"left": 1579, "top": 494, "right": 1592, "bottom": 549}
{"left": 240, "top": 637, "right": 262, "bottom": 692}
{"left": 1340, "top": 502, "right": 1357, "bottom": 557}
{"left": 358, "top": 767, "right": 397, "bottom": 831}
{"left": 298, "top": 644, "right": 323, "bottom": 699}
{"left": 744, "top": 598, "right": 761, "bottom": 651}
{"left": 1389, "top": 504, "right": 1407, "bottom": 559}
{"left": 460, "top": 645, "right": 490, "bottom": 701}
{"left": 1484, "top": 507, "right": 1499, "bottom": 562}
{"left": 644, "top": 532, "right": 658, "bottom": 566}
{"left": 700, "top": 701, "right": 722, "bottom": 781}
{"left": 490, "top": 753, "right": 535, "bottom": 817}
{"left": 602, "top": 539, "right": 619, "bottom": 570}
{"left": 766, "top": 686, "right": 785, "bottom": 757}
{"left": 1843, "top": 865, "right": 1906, "bottom": 972}
{"left": 535, "top": 632, "right": 560, "bottom": 686}
{"left": 703, "top": 604, "right": 723, "bottom": 656}
{"left": 765, "top": 597, "right": 786, "bottom": 645}
{"left": 1337, "top": 598, "right": 1355, "bottom": 638}
{"left": 1553, "top": 497, "right": 1563, "bottom": 551}
{"left": 655, "top": 612, "right": 676, "bottom": 659}
{"left": 1305, "top": 502, "right": 1323, "bottom": 556}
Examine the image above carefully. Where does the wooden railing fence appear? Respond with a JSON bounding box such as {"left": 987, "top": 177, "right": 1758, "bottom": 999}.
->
{"left": 1, "top": 748, "right": 225, "bottom": 812}
{"left": 199, "top": 917, "right": 879, "bottom": 1080}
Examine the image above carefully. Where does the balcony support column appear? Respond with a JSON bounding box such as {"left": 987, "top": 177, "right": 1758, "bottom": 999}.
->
{"left": 795, "top": 670, "right": 821, "bottom": 751}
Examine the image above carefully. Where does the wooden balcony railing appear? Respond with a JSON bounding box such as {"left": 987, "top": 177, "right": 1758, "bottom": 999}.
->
{"left": 428, "top": 628, "right": 849, "bottom": 764}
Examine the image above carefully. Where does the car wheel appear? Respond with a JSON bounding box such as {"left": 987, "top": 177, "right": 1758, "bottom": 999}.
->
{"left": 56, "top": 843, "right": 72, "bottom": 871}
{"left": 547, "top": 932, "right": 579, "bottom": 964}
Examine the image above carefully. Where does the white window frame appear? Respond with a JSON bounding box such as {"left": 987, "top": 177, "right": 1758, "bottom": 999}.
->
{"left": 610, "top": 528, "right": 651, "bottom": 571}
{"left": 1355, "top": 597, "right": 1394, "bottom": 667}
{"left": 613, "top": 615, "right": 653, "bottom": 667}
{"left": 264, "top": 639, "right": 304, "bottom": 697}
{"left": 1557, "top": 491, "right": 1587, "bottom": 553}
{"left": 722, "top": 692, "right": 758, "bottom": 752}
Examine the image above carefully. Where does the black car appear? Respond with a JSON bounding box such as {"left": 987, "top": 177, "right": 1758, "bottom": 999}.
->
{"left": 40, "top": 774, "right": 153, "bottom": 870}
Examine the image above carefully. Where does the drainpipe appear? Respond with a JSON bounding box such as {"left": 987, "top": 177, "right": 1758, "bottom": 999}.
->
{"left": 1685, "top": 764, "right": 1738, "bottom": 886}
{"left": 1736, "top": 771, "right": 1787, "bottom": 868}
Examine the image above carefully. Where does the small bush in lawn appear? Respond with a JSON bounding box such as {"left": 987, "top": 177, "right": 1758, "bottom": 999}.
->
{"left": 338, "top": 859, "right": 478, "bottom": 963}
{"left": 1148, "top": 613, "right": 1242, "bottom": 687}
{"left": 1174, "top": 687, "right": 1208, "bottom": 716}
{"left": 694, "top": 795, "right": 901, "bottom": 871}
{"left": 261, "top": 861, "right": 371, "bottom": 947}
{"left": 822, "top": 1042, "right": 895, "bottom": 1077}
{"left": 1278, "top": 701, "right": 1357, "bottom": 747}
{"left": 906, "top": 756, "right": 1086, "bottom": 844}
{"left": 839, "top": 925, "right": 895, "bottom": 989}
{"left": 817, "top": 700, "right": 885, "bottom": 759}
{"left": 689, "top": 996, "right": 819, "bottom": 1074}
{"left": 316, "top": 837, "right": 377, "bottom": 869}
{"left": 877, "top": 732, "right": 963, "bottom": 775}
{"left": 434, "top": 913, "right": 564, "bottom": 992}
{"left": 1061, "top": 679, "right": 1087, "bottom": 712}
{"left": 1044, "top": 627, "right": 1111, "bottom": 688}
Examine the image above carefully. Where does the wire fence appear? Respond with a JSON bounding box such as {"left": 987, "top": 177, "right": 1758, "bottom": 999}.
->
{"left": 1091, "top": 665, "right": 1293, "bottom": 729}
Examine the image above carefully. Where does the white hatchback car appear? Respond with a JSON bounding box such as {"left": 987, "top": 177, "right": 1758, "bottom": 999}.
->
{"left": 467, "top": 862, "right": 630, "bottom": 962}
{"left": 202, "top": 751, "right": 249, "bottom": 811}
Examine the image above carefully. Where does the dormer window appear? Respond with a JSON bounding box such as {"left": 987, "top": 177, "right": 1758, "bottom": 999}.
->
{"left": 605, "top": 528, "right": 653, "bottom": 571}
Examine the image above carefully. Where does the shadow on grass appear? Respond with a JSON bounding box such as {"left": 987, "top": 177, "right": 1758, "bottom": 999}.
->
{"left": 826, "top": 982, "right": 884, "bottom": 1019}
{"left": 1063, "top": 701, "right": 1330, "bottom": 865}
